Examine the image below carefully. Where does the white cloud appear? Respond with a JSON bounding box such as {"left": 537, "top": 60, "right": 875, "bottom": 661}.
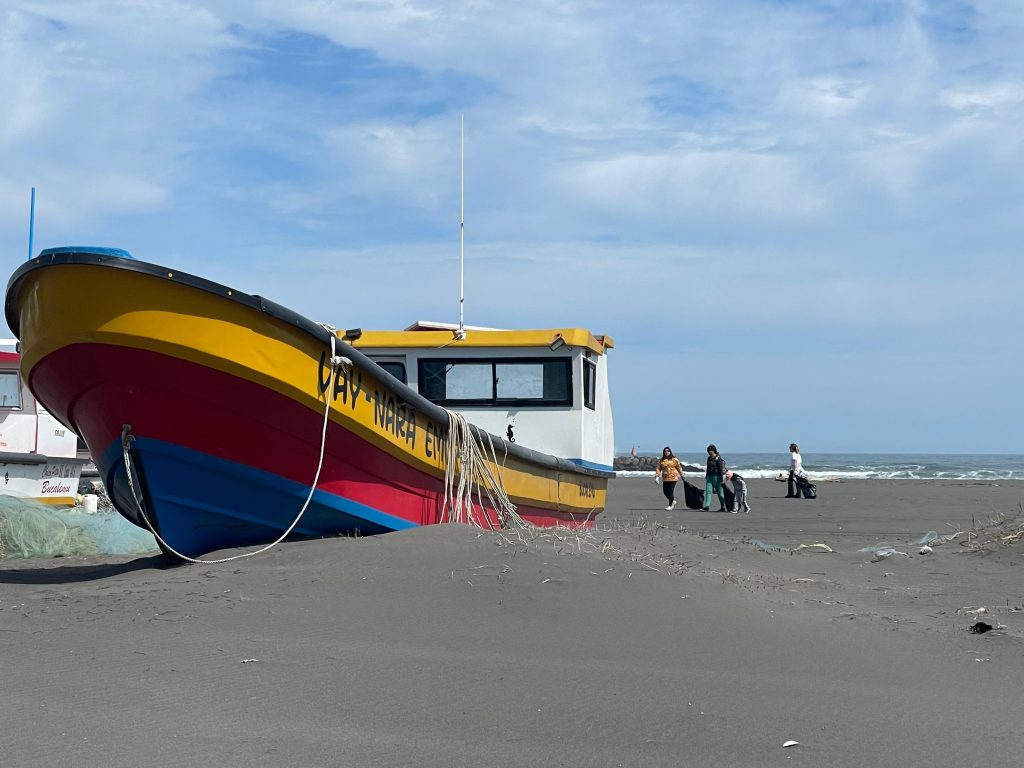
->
{"left": 322, "top": 122, "right": 449, "bottom": 196}
{"left": 778, "top": 77, "right": 871, "bottom": 119}
{"left": 940, "top": 83, "right": 1024, "bottom": 114}
{"left": 562, "top": 149, "right": 828, "bottom": 220}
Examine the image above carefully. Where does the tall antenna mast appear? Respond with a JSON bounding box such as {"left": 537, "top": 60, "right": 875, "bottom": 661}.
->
{"left": 456, "top": 114, "right": 466, "bottom": 340}
{"left": 27, "top": 187, "right": 36, "bottom": 260}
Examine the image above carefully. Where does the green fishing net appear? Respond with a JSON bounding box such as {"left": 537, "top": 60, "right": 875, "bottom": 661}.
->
{"left": 0, "top": 496, "right": 156, "bottom": 558}
{"left": 0, "top": 497, "right": 100, "bottom": 558}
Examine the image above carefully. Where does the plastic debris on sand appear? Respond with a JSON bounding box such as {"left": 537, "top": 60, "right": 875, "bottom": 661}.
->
{"left": 752, "top": 539, "right": 789, "bottom": 553}
{"left": 752, "top": 540, "right": 833, "bottom": 554}
{"left": 858, "top": 543, "right": 911, "bottom": 562}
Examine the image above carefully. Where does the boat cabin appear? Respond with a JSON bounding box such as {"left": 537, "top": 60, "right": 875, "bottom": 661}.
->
{"left": 351, "top": 322, "right": 615, "bottom": 472}
{"left": 0, "top": 340, "right": 88, "bottom": 505}
{"left": 0, "top": 340, "right": 80, "bottom": 460}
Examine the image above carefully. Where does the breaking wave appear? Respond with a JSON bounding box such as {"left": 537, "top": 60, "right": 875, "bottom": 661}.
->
{"left": 615, "top": 453, "right": 1024, "bottom": 481}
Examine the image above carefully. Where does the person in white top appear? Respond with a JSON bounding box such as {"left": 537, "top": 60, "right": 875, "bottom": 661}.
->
{"left": 787, "top": 443, "right": 805, "bottom": 498}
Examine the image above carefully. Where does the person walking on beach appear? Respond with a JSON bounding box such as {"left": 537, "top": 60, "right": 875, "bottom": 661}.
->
{"left": 726, "top": 470, "right": 750, "bottom": 513}
{"left": 655, "top": 446, "right": 685, "bottom": 510}
{"left": 703, "top": 444, "right": 728, "bottom": 512}
{"left": 787, "top": 443, "right": 806, "bottom": 498}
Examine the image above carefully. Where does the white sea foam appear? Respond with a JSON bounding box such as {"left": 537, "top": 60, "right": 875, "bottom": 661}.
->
{"left": 613, "top": 469, "right": 860, "bottom": 480}
{"left": 615, "top": 453, "right": 1024, "bottom": 480}
{"left": 615, "top": 468, "right": 1019, "bottom": 481}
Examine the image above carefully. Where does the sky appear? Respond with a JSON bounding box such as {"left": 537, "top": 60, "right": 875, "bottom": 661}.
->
{"left": 1, "top": 0, "right": 1022, "bottom": 455}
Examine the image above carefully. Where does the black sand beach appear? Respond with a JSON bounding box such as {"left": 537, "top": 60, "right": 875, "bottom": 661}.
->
{"left": 3, "top": 478, "right": 1023, "bottom": 767}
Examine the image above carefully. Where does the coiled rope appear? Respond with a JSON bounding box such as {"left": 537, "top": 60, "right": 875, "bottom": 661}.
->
{"left": 441, "top": 410, "right": 526, "bottom": 530}
{"left": 120, "top": 331, "right": 348, "bottom": 564}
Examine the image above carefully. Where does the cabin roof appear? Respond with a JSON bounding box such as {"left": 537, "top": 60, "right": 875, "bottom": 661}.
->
{"left": 348, "top": 323, "right": 614, "bottom": 355}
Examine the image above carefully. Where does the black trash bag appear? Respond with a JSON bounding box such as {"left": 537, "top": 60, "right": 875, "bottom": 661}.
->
{"left": 796, "top": 475, "right": 817, "bottom": 499}
{"left": 723, "top": 484, "right": 736, "bottom": 510}
{"left": 682, "top": 480, "right": 736, "bottom": 510}
{"left": 683, "top": 480, "right": 704, "bottom": 510}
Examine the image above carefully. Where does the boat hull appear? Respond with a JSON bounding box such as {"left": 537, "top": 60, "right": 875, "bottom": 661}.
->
{"left": 7, "top": 253, "right": 609, "bottom": 558}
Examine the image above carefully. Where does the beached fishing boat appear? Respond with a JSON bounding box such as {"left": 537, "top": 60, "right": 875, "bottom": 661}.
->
{"left": 4, "top": 247, "right": 614, "bottom": 558}
{"left": 0, "top": 340, "right": 88, "bottom": 505}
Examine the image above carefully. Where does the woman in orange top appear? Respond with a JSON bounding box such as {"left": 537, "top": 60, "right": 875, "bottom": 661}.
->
{"left": 655, "top": 446, "right": 685, "bottom": 510}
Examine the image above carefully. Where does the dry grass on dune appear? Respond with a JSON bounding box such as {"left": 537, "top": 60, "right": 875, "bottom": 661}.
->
{"left": 960, "top": 504, "right": 1024, "bottom": 552}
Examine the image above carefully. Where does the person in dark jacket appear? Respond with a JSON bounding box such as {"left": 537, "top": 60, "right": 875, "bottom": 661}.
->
{"left": 702, "top": 444, "right": 728, "bottom": 512}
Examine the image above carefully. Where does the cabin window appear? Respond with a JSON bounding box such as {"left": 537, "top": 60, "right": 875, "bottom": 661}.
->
{"left": 583, "top": 359, "right": 597, "bottom": 410}
{"left": 0, "top": 371, "right": 22, "bottom": 408}
{"left": 377, "top": 361, "right": 407, "bottom": 384}
{"left": 367, "top": 355, "right": 408, "bottom": 385}
{"left": 419, "top": 358, "right": 572, "bottom": 407}
{"left": 438, "top": 362, "right": 492, "bottom": 400}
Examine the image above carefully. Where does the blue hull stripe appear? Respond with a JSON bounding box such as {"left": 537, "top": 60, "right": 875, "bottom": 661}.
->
{"left": 568, "top": 458, "right": 615, "bottom": 473}
{"left": 99, "top": 436, "right": 417, "bottom": 556}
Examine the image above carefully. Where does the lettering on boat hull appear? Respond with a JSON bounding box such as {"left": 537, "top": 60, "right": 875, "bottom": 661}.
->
{"left": 317, "top": 351, "right": 447, "bottom": 467}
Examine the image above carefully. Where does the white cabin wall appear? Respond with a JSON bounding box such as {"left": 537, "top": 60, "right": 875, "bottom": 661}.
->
{"left": 0, "top": 411, "right": 37, "bottom": 454}
{"left": 580, "top": 353, "right": 614, "bottom": 469}
{"left": 598, "top": 358, "right": 610, "bottom": 466}
{"left": 35, "top": 411, "right": 78, "bottom": 458}
{"left": 0, "top": 371, "right": 37, "bottom": 454}
{"left": 0, "top": 367, "right": 80, "bottom": 458}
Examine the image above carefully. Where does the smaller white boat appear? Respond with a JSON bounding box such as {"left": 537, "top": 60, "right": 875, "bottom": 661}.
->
{"left": 0, "top": 339, "right": 87, "bottom": 505}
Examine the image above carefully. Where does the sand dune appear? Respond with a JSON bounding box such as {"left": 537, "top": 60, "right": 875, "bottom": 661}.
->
{"left": 2, "top": 478, "right": 1022, "bottom": 767}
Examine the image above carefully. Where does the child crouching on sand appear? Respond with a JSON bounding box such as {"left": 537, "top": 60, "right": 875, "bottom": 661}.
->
{"left": 726, "top": 470, "right": 750, "bottom": 513}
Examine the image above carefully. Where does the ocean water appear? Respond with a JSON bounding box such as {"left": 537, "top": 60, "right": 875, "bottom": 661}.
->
{"left": 616, "top": 453, "right": 1024, "bottom": 481}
